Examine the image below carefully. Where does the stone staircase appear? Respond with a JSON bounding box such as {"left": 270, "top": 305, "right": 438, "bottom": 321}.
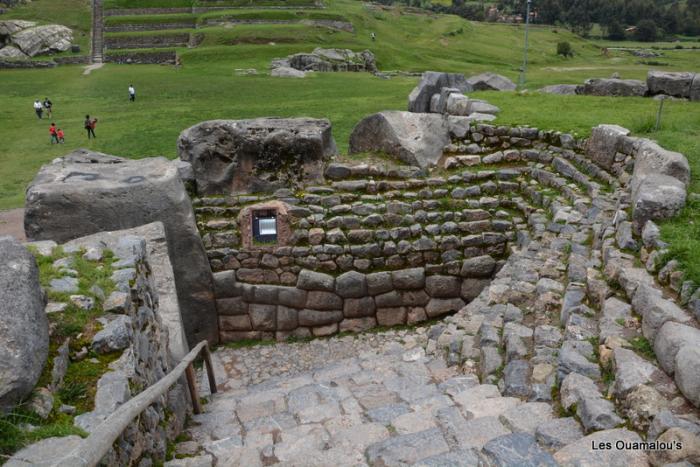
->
{"left": 166, "top": 126, "right": 700, "bottom": 466}
{"left": 91, "top": 0, "right": 104, "bottom": 63}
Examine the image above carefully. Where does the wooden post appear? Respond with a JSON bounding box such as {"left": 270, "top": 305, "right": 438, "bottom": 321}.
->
{"left": 185, "top": 363, "right": 202, "bottom": 414}
{"left": 655, "top": 97, "right": 665, "bottom": 132}
{"left": 202, "top": 344, "right": 217, "bottom": 394}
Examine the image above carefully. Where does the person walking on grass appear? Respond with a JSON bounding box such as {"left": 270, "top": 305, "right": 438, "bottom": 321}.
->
{"left": 43, "top": 97, "right": 53, "bottom": 118}
{"left": 85, "top": 114, "right": 97, "bottom": 139}
{"left": 57, "top": 128, "right": 65, "bottom": 143}
{"left": 33, "top": 100, "right": 43, "bottom": 119}
{"left": 49, "top": 122, "right": 58, "bottom": 144}
{"left": 128, "top": 84, "right": 136, "bottom": 102}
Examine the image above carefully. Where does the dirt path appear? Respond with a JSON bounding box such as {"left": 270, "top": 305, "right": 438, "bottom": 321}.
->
{"left": 0, "top": 208, "right": 26, "bottom": 242}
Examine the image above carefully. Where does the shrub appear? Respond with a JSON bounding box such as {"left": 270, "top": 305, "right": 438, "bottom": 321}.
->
{"left": 557, "top": 41, "right": 573, "bottom": 57}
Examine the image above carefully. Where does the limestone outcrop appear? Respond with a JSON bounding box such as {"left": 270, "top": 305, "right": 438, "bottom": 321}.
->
{"left": 177, "top": 118, "right": 337, "bottom": 195}
{"left": 24, "top": 151, "right": 219, "bottom": 347}
{"left": 0, "top": 20, "right": 72, "bottom": 58}
{"left": 647, "top": 70, "right": 697, "bottom": 99}
{"left": 348, "top": 111, "right": 450, "bottom": 168}
{"left": 407, "top": 72, "right": 500, "bottom": 120}
{"left": 579, "top": 78, "right": 647, "bottom": 97}
{"left": 271, "top": 48, "right": 376, "bottom": 74}
{"left": 0, "top": 236, "right": 48, "bottom": 413}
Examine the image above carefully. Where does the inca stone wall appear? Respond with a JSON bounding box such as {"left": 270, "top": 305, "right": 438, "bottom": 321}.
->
{"left": 8, "top": 222, "right": 190, "bottom": 466}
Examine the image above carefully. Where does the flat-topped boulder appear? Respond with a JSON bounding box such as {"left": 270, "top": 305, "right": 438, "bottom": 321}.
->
{"left": 578, "top": 78, "right": 647, "bottom": 97}
{"left": 177, "top": 118, "right": 337, "bottom": 195}
{"left": 349, "top": 111, "right": 449, "bottom": 168}
{"left": 24, "top": 151, "right": 219, "bottom": 346}
{"left": 0, "top": 236, "right": 48, "bottom": 413}
{"left": 466, "top": 72, "right": 517, "bottom": 91}
{"left": 539, "top": 84, "right": 579, "bottom": 95}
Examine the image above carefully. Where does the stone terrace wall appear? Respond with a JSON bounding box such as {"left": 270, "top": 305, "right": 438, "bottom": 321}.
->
{"left": 105, "top": 21, "right": 197, "bottom": 33}
{"left": 105, "top": 33, "right": 189, "bottom": 50}
{"left": 105, "top": 50, "right": 177, "bottom": 64}
{"left": 12, "top": 222, "right": 190, "bottom": 466}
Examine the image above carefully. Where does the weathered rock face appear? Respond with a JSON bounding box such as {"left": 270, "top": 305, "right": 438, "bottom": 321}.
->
{"left": 0, "top": 19, "right": 35, "bottom": 37}
{"left": 466, "top": 72, "right": 517, "bottom": 91}
{"left": 691, "top": 74, "right": 700, "bottom": 102}
{"left": 585, "top": 124, "right": 630, "bottom": 171}
{"left": 407, "top": 71, "right": 471, "bottom": 113}
{"left": 273, "top": 48, "right": 376, "bottom": 73}
{"left": 632, "top": 140, "right": 691, "bottom": 189}
{"left": 348, "top": 111, "right": 449, "bottom": 168}
{"left": 0, "top": 236, "right": 48, "bottom": 413}
{"left": 0, "top": 44, "right": 27, "bottom": 59}
{"left": 578, "top": 78, "right": 647, "bottom": 97}
{"left": 647, "top": 70, "right": 696, "bottom": 98}
{"left": 9, "top": 24, "right": 72, "bottom": 57}
{"left": 24, "top": 152, "right": 219, "bottom": 347}
{"left": 539, "top": 84, "right": 580, "bottom": 95}
{"left": 177, "top": 118, "right": 337, "bottom": 196}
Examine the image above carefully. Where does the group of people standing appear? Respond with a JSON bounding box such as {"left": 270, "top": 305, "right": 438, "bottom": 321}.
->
{"left": 33, "top": 98, "right": 53, "bottom": 119}
{"left": 34, "top": 84, "right": 136, "bottom": 144}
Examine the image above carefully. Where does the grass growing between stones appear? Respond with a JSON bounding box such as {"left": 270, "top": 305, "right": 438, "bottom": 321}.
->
{"left": 0, "top": 407, "right": 87, "bottom": 462}
{"left": 629, "top": 336, "right": 656, "bottom": 361}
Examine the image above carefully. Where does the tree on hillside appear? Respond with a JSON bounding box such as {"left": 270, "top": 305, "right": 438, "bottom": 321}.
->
{"left": 607, "top": 20, "right": 626, "bottom": 40}
{"left": 635, "top": 18, "right": 658, "bottom": 41}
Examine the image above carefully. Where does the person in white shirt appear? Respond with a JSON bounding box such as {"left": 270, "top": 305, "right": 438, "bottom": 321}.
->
{"left": 128, "top": 84, "right": 136, "bottom": 102}
{"left": 33, "top": 100, "right": 43, "bottom": 119}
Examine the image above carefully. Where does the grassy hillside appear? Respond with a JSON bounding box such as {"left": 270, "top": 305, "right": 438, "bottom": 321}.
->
{"left": 1, "top": 0, "right": 699, "bottom": 279}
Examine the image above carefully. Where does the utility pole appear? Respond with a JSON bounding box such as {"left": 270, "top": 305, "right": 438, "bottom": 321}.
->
{"left": 519, "top": 0, "right": 532, "bottom": 89}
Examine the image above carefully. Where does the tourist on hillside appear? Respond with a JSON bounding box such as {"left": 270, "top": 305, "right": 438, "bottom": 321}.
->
{"left": 57, "top": 128, "right": 65, "bottom": 144}
{"left": 49, "top": 123, "right": 58, "bottom": 144}
{"left": 33, "top": 100, "right": 43, "bottom": 119}
{"left": 370, "top": 32, "right": 376, "bottom": 41}
{"left": 128, "top": 84, "right": 136, "bottom": 102}
{"left": 85, "top": 115, "right": 97, "bottom": 139}
{"left": 43, "top": 97, "right": 53, "bottom": 118}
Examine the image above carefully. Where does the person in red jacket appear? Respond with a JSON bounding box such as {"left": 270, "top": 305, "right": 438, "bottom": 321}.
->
{"left": 57, "top": 128, "right": 65, "bottom": 143}
{"left": 49, "top": 122, "right": 58, "bottom": 144}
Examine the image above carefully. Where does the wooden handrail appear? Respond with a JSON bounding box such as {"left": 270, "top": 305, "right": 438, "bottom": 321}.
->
{"left": 54, "top": 341, "right": 216, "bottom": 467}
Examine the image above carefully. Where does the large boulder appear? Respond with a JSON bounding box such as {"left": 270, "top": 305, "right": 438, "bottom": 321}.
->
{"left": 585, "top": 124, "right": 630, "bottom": 171}
{"left": 407, "top": 71, "right": 471, "bottom": 113}
{"left": 11, "top": 24, "right": 72, "bottom": 57}
{"left": 647, "top": 70, "right": 696, "bottom": 98}
{"left": 348, "top": 111, "right": 449, "bottom": 168}
{"left": 632, "top": 140, "right": 691, "bottom": 189}
{"left": 466, "top": 72, "right": 516, "bottom": 91}
{"left": 0, "top": 236, "right": 48, "bottom": 413}
{"left": 578, "top": 78, "right": 647, "bottom": 97}
{"left": 24, "top": 151, "right": 219, "bottom": 347}
{"left": 283, "top": 48, "right": 376, "bottom": 73}
{"left": 177, "top": 118, "right": 337, "bottom": 195}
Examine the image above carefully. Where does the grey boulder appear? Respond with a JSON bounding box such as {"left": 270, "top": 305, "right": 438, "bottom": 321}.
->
{"left": 631, "top": 174, "right": 687, "bottom": 233}
{"left": 0, "top": 237, "right": 49, "bottom": 413}
{"left": 11, "top": 24, "right": 73, "bottom": 57}
{"left": 178, "top": 118, "right": 336, "bottom": 195}
{"left": 539, "top": 84, "right": 579, "bottom": 95}
{"left": 466, "top": 72, "right": 516, "bottom": 91}
{"left": 579, "top": 78, "right": 647, "bottom": 97}
{"left": 647, "top": 70, "right": 696, "bottom": 98}
{"left": 585, "top": 124, "right": 630, "bottom": 171}
{"left": 0, "top": 20, "right": 37, "bottom": 36}
{"left": 271, "top": 66, "right": 305, "bottom": 78}
{"left": 0, "top": 45, "right": 28, "bottom": 60}
{"left": 24, "top": 151, "right": 219, "bottom": 347}
{"left": 349, "top": 111, "right": 449, "bottom": 168}
{"left": 408, "top": 71, "right": 471, "bottom": 113}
